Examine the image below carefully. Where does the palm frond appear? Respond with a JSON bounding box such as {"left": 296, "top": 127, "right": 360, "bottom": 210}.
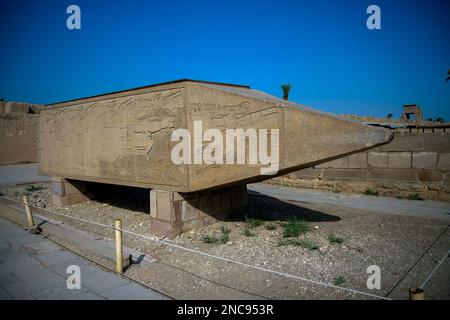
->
{"left": 281, "top": 84, "right": 292, "bottom": 100}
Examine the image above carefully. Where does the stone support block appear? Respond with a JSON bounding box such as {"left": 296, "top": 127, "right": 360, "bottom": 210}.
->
{"left": 149, "top": 185, "right": 247, "bottom": 238}
{"left": 51, "top": 177, "right": 89, "bottom": 207}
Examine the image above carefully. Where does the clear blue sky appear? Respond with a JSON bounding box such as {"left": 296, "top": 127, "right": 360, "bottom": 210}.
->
{"left": 1, "top": 0, "right": 449, "bottom": 120}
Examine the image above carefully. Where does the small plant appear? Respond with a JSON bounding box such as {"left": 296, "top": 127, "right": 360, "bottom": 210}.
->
{"left": 25, "top": 185, "right": 44, "bottom": 192}
{"left": 264, "top": 223, "right": 277, "bottom": 230}
{"left": 220, "top": 225, "right": 231, "bottom": 235}
{"left": 245, "top": 216, "right": 264, "bottom": 228}
{"left": 242, "top": 227, "right": 256, "bottom": 237}
{"left": 201, "top": 235, "right": 219, "bottom": 244}
{"left": 202, "top": 233, "right": 229, "bottom": 244}
{"left": 201, "top": 225, "right": 230, "bottom": 244}
{"left": 328, "top": 233, "right": 344, "bottom": 244}
{"left": 407, "top": 193, "right": 426, "bottom": 201}
{"left": 334, "top": 276, "right": 346, "bottom": 286}
{"left": 278, "top": 238, "right": 319, "bottom": 250}
{"left": 300, "top": 240, "right": 320, "bottom": 251}
{"left": 202, "top": 234, "right": 227, "bottom": 244}
{"left": 282, "top": 217, "right": 310, "bottom": 238}
{"left": 364, "top": 188, "right": 379, "bottom": 196}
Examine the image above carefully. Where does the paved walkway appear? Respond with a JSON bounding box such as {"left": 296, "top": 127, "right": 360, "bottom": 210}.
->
{"left": 0, "top": 217, "right": 165, "bottom": 300}
{"left": 0, "top": 163, "right": 50, "bottom": 185}
{"left": 249, "top": 183, "right": 450, "bottom": 221}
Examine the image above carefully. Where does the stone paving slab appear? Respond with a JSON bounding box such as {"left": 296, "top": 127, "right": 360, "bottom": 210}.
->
{"left": 10, "top": 264, "right": 55, "bottom": 281}
{"left": 100, "top": 282, "right": 164, "bottom": 300}
{"left": 0, "top": 217, "right": 165, "bottom": 300}
{"left": 81, "top": 269, "right": 130, "bottom": 293}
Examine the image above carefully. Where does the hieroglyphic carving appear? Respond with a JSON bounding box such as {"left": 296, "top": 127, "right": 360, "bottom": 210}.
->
{"left": 39, "top": 88, "right": 187, "bottom": 188}
{"left": 39, "top": 81, "right": 392, "bottom": 192}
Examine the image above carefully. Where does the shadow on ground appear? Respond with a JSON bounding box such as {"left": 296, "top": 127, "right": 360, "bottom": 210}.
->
{"left": 83, "top": 181, "right": 150, "bottom": 213}
{"left": 75, "top": 181, "right": 339, "bottom": 223}
{"left": 230, "top": 191, "right": 340, "bottom": 222}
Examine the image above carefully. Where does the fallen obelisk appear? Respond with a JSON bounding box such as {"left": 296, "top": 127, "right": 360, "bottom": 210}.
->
{"left": 38, "top": 79, "right": 393, "bottom": 237}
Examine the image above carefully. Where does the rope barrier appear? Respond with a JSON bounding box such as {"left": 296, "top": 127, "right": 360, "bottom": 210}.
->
{"left": 0, "top": 194, "right": 393, "bottom": 300}
{"left": 420, "top": 248, "right": 450, "bottom": 289}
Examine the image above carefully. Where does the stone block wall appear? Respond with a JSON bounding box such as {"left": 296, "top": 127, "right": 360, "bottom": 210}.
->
{"left": 269, "top": 130, "right": 450, "bottom": 201}
{"left": 0, "top": 102, "right": 40, "bottom": 165}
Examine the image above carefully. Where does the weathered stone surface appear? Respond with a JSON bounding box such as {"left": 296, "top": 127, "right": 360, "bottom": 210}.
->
{"left": 444, "top": 174, "right": 450, "bottom": 186}
{"left": 149, "top": 185, "right": 247, "bottom": 237}
{"left": 181, "top": 218, "right": 204, "bottom": 232}
{"left": 155, "top": 191, "right": 174, "bottom": 222}
{"left": 38, "top": 80, "right": 392, "bottom": 193}
{"left": 412, "top": 152, "right": 438, "bottom": 169}
{"left": 181, "top": 199, "right": 199, "bottom": 221}
{"left": 368, "top": 152, "right": 388, "bottom": 168}
{"left": 151, "top": 219, "right": 181, "bottom": 238}
{"left": 51, "top": 178, "right": 88, "bottom": 206}
{"left": 149, "top": 191, "right": 157, "bottom": 218}
{"left": 314, "top": 162, "right": 329, "bottom": 169}
{"left": 418, "top": 171, "right": 443, "bottom": 183}
{"left": 368, "top": 169, "right": 417, "bottom": 182}
{"left": 290, "top": 168, "right": 321, "bottom": 179}
{"left": 348, "top": 153, "right": 367, "bottom": 169}
{"left": 388, "top": 152, "right": 411, "bottom": 169}
{"left": 423, "top": 133, "right": 450, "bottom": 152}
{"left": 327, "top": 157, "right": 349, "bottom": 169}
{"left": 380, "top": 133, "right": 424, "bottom": 152}
{"left": 322, "top": 169, "right": 368, "bottom": 180}
{"left": 0, "top": 113, "right": 39, "bottom": 165}
{"left": 438, "top": 153, "right": 450, "bottom": 170}
{"left": 0, "top": 102, "right": 31, "bottom": 114}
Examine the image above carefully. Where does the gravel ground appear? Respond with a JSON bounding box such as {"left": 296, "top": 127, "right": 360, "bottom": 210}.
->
{"left": 0, "top": 182, "right": 449, "bottom": 300}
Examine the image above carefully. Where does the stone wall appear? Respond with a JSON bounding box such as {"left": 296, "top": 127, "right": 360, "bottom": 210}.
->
{"left": 269, "top": 129, "right": 450, "bottom": 201}
{"left": 0, "top": 102, "right": 41, "bottom": 165}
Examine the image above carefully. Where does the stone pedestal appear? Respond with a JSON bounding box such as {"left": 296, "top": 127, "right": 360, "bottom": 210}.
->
{"left": 150, "top": 185, "right": 247, "bottom": 238}
{"left": 51, "top": 177, "right": 89, "bottom": 207}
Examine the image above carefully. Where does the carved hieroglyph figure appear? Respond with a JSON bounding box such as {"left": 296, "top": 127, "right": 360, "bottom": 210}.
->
{"left": 38, "top": 80, "right": 393, "bottom": 192}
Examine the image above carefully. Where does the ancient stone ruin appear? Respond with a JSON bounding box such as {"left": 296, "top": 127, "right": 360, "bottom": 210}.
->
{"left": 401, "top": 104, "right": 423, "bottom": 122}
{"left": 0, "top": 102, "right": 42, "bottom": 165}
{"left": 38, "top": 79, "right": 392, "bottom": 237}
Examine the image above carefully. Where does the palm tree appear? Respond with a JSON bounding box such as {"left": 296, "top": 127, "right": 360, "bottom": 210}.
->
{"left": 0, "top": 97, "right": 4, "bottom": 102}
{"left": 435, "top": 117, "right": 444, "bottom": 123}
{"left": 281, "top": 84, "right": 292, "bottom": 100}
{"left": 447, "top": 69, "right": 450, "bottom": 82}
{"left": 386, "top": 113, "right": 393, "bottom": 119}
